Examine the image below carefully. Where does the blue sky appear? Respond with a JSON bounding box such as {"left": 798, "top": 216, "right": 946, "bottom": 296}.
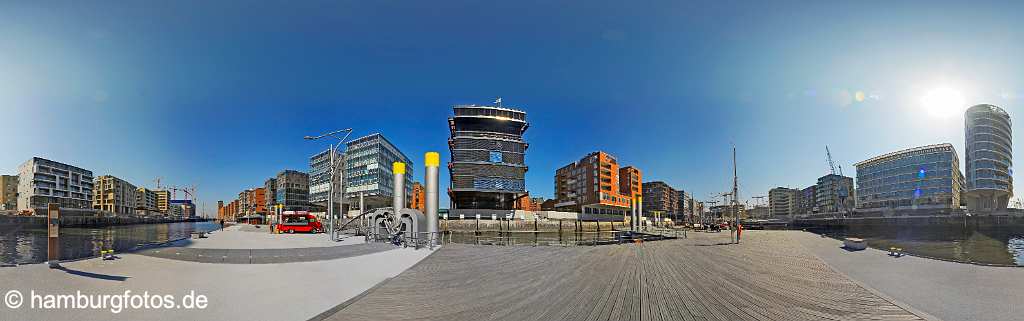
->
{"left": 2, "top": 1, "right": 1024, "bottom": 216}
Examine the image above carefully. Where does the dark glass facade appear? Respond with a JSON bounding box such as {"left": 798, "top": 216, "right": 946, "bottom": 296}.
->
{"left": 448, "top": 105, "right": 529, "bottom": 210}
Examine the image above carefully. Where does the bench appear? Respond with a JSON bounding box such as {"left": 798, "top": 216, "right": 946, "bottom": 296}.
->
{"left": 843, "top": 237, "right": 867, "bottom": 251}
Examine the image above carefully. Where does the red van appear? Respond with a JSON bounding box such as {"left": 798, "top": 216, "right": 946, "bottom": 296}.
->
{"left": 278, "top": 211, "right": 323, "bottom": 234}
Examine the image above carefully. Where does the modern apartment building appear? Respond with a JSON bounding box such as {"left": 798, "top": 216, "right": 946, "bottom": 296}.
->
{"left": 554, "top": 151, "right": 638, "bottom": 217}
{"left": 768, "top": 187, "right": 800, "bottom": 217}
{"left": 155, "top": 190, "right": 171, "bottom": 212}
{"left": 92, "top": 175, "right": 138, "bottom": 215}
{"left": 620, "top": 166, "right": 643, "bottom": 200}
{"left": 17, "top": 157, "right": 94, "bottom": 210}
{"left": 135, "top": 187, "right": 160, "bottom": 215}
{"left": 448, "top": 104, "right": 529, "bottom": 210}
{"left": 798, "top": 185, "right": 816, "bottom": 214}
{"left": 264, "top": 177, "right": 277, "bottom": 207}
{"left": 238, "top": 187, "right": 267, "bottom": 215}
{"left": 0, "top": 175, "right": 17, "bottom": 210}
{"left": 855, "top": 144, "right": 964, "bottom": 211}
{"left": 964, "top": 104, "right": 1013, "bottom": 211}
{"left": 677, "top": 190, "right": 694, "bottom": 222}
{"left": 276, "top": 170, "right": 310, "bottom": 211}
{"left": 342, "top": 133, "right": 413, "bottom": 210}
{"left": 815, "top": 174, "right": 854, "bottom": 213}
{"left": 642, "top": 181, "right": 678, "bottom": 217}
{"left": 410, "top": 182, "right": 425, "bottom": 212}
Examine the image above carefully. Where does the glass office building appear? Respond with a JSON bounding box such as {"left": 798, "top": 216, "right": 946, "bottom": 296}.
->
{"left": 342, "top": 133, "right": 413, "bottom": 210}
{"left": 964, "top": 104, "right": 1013, "bottom": 211}
{"left": 854, "top": 144, "right": 963, "bottom": 210}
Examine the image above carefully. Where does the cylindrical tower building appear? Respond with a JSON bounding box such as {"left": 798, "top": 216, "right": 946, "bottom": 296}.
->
{"left": 964, "top": 104, "right": 1013, "bottom": 211}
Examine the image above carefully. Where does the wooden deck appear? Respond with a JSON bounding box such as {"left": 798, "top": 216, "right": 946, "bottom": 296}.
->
{"left": 318, "top": 232, "right": 927, "bottom": 321}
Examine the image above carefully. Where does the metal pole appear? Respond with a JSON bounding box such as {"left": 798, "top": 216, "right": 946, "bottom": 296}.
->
{"left": 425, "top": 152, "right": 440, "bottom": 246}
{"left": 392, "top": 162, "right": 406, "bottom": 241}
{"left": 360, "top": 192, "right": 365, "bottom": 233}
{"left": 328, "top": 142, "right": 336, "bottom": 241}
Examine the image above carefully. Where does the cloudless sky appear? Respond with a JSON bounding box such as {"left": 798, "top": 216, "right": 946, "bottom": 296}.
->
{"left": 3, "top": 1, "right": 1024, "bottom": 216}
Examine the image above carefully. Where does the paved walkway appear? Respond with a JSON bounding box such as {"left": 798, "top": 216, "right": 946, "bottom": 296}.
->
{"left": 791, "top": 230, "right": 1024, "bottom": 321}
{"left": 0, "top": 246, "right": 433, "bottom": 321}
{"left": 320, "top": 231, "right": 929, "bottom": 321}
{"left": 125, "top": 225, "right": 393, "bottom": 264}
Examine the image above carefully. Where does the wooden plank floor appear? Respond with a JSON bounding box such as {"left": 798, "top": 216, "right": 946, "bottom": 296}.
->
{"left": 320, "top": 232, "right": 927, "bottom": 321}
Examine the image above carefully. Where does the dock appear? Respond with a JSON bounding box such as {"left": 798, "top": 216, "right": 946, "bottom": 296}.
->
{"left": 318, "top": 231, "right": 930, "bottom": 321}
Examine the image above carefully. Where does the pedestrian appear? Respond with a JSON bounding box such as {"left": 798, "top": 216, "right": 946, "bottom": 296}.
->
{"left": 737, "top": 223, "right": 743, "bottom": 243}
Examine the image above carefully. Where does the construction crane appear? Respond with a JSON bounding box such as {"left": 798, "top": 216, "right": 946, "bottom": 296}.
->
{"left": 153, "top": 177, "right": 163, "bottom": 190}
{"left": 825, "top": 146, "right": 850, "bottom": 214}
{"left": 752, "top": 195, "right": 767, "bottom": 217}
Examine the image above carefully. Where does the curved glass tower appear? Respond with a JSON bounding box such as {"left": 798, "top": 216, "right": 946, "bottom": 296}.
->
{"left": 964, "top": 104, "right": 1013, "bottom": 211}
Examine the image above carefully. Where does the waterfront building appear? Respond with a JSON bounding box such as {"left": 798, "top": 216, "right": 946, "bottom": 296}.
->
{"left": 768, "top": 187, "right": 800, "bottom": 217}
{"left": 748, "top": 205, "right": 769, "bottom": 218}
{"left": 710, "top": 204, "right": 744, "bottom": 219}
{"left": 217, "top": 200, "right": 225, "bottom": 220}
{"left": 524, "top": 197, "right": 546, "bottom": 211}
{"left": 155, "top": 190, "right": 171, "bottom": 212}
{"left": 0, "top": 175, "right": 17, "bottom": 210}
{"left": 448, "top": 104, "right": 529, "bottom": 210}
{"left": 264, "top": 177, "right": 277, "bottom": 207}
{"left": 797, "top": 185, "right": 816, "bottom": 215}
{"left": 410, "top": 182, "right": 425, "bottom": 212}
{"left": 554, "top": 151, "right": 637, "bottom": 218}
{"left": 309, "top": 148, "right": 340, "bottom": 209}
{"left": 855, "top": 143, "right": 964, "bottom": 211}
{"left": 964, "top": 104, "right": 1013, "bottom": 211}
{"left": 620, "top": 166, "right": 643, "bottom": 200}
{"left": 17, "top": 157, "right": 94, "bottom": 210}
{"left": 343, "top": 133, "right": 413, "bottom": 210}
{"left": 676, "top": 190, "right": 690, "bottom": 220}
{"left": 135, "top": 187, "right": 160, "bottom": 216}
{"left": 168, "top": 200, "right": 194, "bottom": 218}
{"left": 815, "top": 174, "right": 854, "bottom": 213}
{"left": 92, "top": 175, "right": 138, "bottom": 215}
{"left": 643, "top": 181, "right": 679, "bottom": 218}
{"left": 540, "top": 199, "right": 557, "bottom": 210}
{"left": 276, "top": 170, "right": 310, "bottom": 211}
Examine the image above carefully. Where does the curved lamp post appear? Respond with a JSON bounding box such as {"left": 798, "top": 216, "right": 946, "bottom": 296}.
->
{"left": 304, "top": 128, "right": 354, "bottom": 242}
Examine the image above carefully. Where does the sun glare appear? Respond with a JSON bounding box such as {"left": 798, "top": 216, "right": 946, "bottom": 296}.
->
{"left": 920, "top": 87, "right": 966, "bottom": 118}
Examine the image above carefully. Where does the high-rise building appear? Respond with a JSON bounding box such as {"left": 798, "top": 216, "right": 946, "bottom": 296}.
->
{"left": 135, "top": 187, "right": 160, "bottom": 215}
{"left": 642, "top": 181, "right": 678, "bottom": 217}
{"left": 554, "top": 151, "right": 638, "bottom": 217}
{"left": 855, "top": 143, "right": 963, "bottom": 211}
{"left": 217, "top": 200, "right": 225, "bottom": 220}
{"left": 17, "top": 157, "right": 94, "bottom": 210}
{"left": 964, "top": 104, "right": 1013, "bottom": 211}
{"left": 342, "top": 133, "right": 413, "bottom": 210}
{"left": 92, "top": 175, "right": 138, "bottom": 215}
{"left": 0, "top": 175, "right": 17, "bottom": 210}
{"left": 276, "top": 170, "right": 310, "bottom": 211}
{"left": 410, "top": 182, "right": 425, "bottom": 212}
{"left": 815, "top": 174, "right": 854, "bottom": 213}
{"left": 448, "top": 104, "right": 529, "bottom": 210}
{"left": 768, "top": 187, "right": 800, "bottom": 217}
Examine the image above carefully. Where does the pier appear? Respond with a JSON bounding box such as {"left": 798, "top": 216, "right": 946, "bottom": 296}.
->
{"left": 317, "top": 231, "right": 934, "bottom": 321}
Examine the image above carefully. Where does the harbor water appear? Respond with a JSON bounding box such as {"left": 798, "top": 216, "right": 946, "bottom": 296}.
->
{"left": 0, "top": 221, "right": 220, "bottom": 265}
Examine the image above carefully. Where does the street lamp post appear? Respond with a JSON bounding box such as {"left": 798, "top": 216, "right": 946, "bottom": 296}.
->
{"left": 305, "top": 128, "right": 354, "bottom": 242}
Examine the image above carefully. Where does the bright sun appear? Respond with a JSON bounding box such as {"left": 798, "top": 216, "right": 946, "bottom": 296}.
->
{"left": 921, "top": 87, "right": 966, "bottom": 118}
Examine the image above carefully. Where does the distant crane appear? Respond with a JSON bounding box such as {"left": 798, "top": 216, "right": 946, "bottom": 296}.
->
{"left": 825, "top": 146, "right": 850, "bottom": 215}
{"left": 752, "top": 195, "right": 767, "bottom": 217}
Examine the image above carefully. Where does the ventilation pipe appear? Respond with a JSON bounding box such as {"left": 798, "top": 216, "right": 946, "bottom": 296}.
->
{"left": 425, "top": 152, "right": 440, "bottom": 245}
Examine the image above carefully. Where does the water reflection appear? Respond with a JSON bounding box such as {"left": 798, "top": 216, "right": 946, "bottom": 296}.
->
{"left": 810, "top": 225, "right": 1024, "bottom": 266}
{"left": 0, "top": 222, "right": 219, "bottom": 265}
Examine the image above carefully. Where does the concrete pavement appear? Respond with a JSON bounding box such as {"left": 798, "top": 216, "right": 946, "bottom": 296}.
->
{"left": 789, "top": 230, "right": 1024, "bottom": 321}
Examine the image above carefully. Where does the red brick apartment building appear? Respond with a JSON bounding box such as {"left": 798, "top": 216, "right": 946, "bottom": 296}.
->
{"left": 554, "top": 151, "right": 642, "bottom": 218}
